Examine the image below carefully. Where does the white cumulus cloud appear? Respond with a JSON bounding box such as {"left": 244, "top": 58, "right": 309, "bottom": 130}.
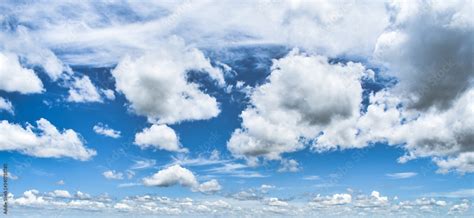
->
{"left": 67, "top": 75, "right": 102, "bottom": 103}
{"left": 0, "top": 52, "right": 43, "bottom": 94}
{"left": 134, "top": 124, "right": 187, "bottom": 152}
{"left": 111, "top": 37, "right": 224, "bottom": 124}
{"left": 0, "top": 118, "right": 96, "bottom": 161}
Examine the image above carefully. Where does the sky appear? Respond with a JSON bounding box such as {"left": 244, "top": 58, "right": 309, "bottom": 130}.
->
{"left": 0, "top": 0, "right": 473, "bottom": 217}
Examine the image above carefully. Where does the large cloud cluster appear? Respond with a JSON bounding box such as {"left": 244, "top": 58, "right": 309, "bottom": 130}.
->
{"left": 227, "top": 50, "right": 371, "bottom": 162}
{"left": 9, "top": 189, "right": 472, "bottom": 217}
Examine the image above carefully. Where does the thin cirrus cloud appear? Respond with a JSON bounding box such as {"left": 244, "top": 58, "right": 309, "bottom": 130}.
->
{"left": 386, "top": 172, "right": 418, "bottom": 179}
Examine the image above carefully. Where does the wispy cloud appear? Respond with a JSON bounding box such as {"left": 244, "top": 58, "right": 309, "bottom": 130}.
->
{"left": 130, "top": 159, "right": 156, "bottom": 170}
{"left": 303, "top": 175, "right": 320, "bottom": 180}
{"left": 207, "top": 163, "right": 267, "bottom": 178}
{"left": 386, "top": 172, "right": 417, "bottom": 179}
{"left": 425, "top": 189, "right": 474, "bottom": 198}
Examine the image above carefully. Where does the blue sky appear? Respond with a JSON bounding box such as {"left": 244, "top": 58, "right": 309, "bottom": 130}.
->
{"left": 0, "top": 0, "right": 473, "bottom": 217}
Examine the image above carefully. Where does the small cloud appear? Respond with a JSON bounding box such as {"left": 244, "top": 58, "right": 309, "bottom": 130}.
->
{"left": 49, "top": 190, "right": 72, "bottom": 198}
{"left": 386, "top": 172, "right": 417, "bottom": 179}
{"left": 93, "top": 123, "right": 121, "bottom": 138}
{"left": 1, "top": 172, "right": 18, "bottom": 180}
{"left": 101, "top": 89, "right": 115, "bottom": 100}
{"left": 278, "top": 159, "right": 301, "bottom": 173}
{"left": 303, "top": 175, "right": 320, "bottom": 180}
{"left": 56, "top": 180, "right": 65, "bottom": 185}
{"left": 130, "top": 159, "right": 156, "bottom": 170}
{"left": 0, "top": 97, "right": 14, "bottom": 114}
{"left": 103, "top": 170, "right": 124, "bottom": 180}
{"left": 117, "top": 183, "right": 141, "bottom": 188}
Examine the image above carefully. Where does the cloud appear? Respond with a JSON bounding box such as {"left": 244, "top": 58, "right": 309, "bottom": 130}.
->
{"left": 0, "top": 26, "right": 70, "bottom": 81}
{"left": 374, "top": 0, "right": 473, "bottom": 110}
{"left": 102, "top": 170, "right": 124, "bottom": 180}
{"left": 142, "top": 164, "right": 222, "bottom": 194}
{"left": 167, "top": 150, "right": 230, "bottom": 167}
{"left": 117, "top": 183, "right": 141, "bottom": 188}
{"left": 93, "top": 123, "right": 121, "bottom": 138}
{"left": 312, "top": 193, "right": 352, "bottom": 206}
{"left": 49, "top": 190, "right": 72, "bottom": 198}
{"left": 0, "top": 97, "right": 14, "bottom": 114}
{"left": 426, "top": 189, "right": 474, "bottom": 199}
{"left": 142, "top": 165, "right": 198, "bottom": 187}
{"left": 392, "top": 89, "right": 474, "bottom": 173}
{"left": 14, "top": 190, "right": 46, "bottom": 206}
{"left": 111, "top": 37, "right": 224, "bottom": 124}
{"left": 0, "top": 118, "right": 96, "bottom": 160}
{"left": 130, "top": 159, "right": 156, "bottom": 170}
{"left": 100, "top": 89, "right": 115, "bottom": 100}
{"left": 67, "top": 76, "right": 103, "bottom": 103}
{"left": 10, "top": 189, "right": 473, "bottom": 217}
{"left": 134, "top": 124, "right": 187, "bottom": 152}
{"left": 227, "top": 50, "right": 370, "bottom": 161}
{"left": 195, "top": 179, "right": 222, "bottom": 194}
{"left": 434, "top": 152, "right": 474, "bottom": 174}
{"left": 1, "top": 171, "right": 18, "bottom": 180}
{"left": 206, "top": 163, "right": 266, "bottom": 178}
{"left": 303, "top": 175, "right": 320, "bottom": 181}
{"left": 0, "top": 1, "right": 388, "bottom": 66}
{"left": 56, "top": 180, "right": 65, "bottom": 185}
{"left": 278, "top": 159, "right": 301, "bottom": 173}
{"left": 386, "top": 172, "right": 418, "bottom": 179}
{"left": 0, "top": 52, "right": 43, "bottom": 94}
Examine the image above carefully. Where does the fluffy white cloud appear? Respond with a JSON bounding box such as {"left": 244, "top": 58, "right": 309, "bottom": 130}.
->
{"left": 386, "top": 172, "right": 417, "bottom": 179}
{"left": 67, "top": 76, "right": 102, "bottom": 103}
{"left": 374, "top": 0, "right": 473, "bottom": 110}
{"left": 103, "top": 170, "right": 124, "bottom": 180}
{"left": 49, "top": 190, "right": 72, "bottom": 198}
{"left": 14, "top": 190, "right": 46, "bottom": 206}
{"left": 93, "top": 123, "right": 121, "bottom": 138}
{"left": 196, "top": 179, "right": 222, "bottom": 194}
{"left": 0, "top": 52, "right": 43, "bottom": 94}
{"left": 0, "top": 118, "right": 96, "bottom": 160}
{"left": 227, "top": 50, "right": 370, "bottom": 161}
{"left": 142, "top": 164, "right": 222, "bottom": 194}
{"left": 134, "top": 124, "right": 187, "bottom": 152}
{"left": 142, "top": 165, "right": 198, "bottom": 187}
{"left": 0, "top": 97, "right": 14, "bottom": 114}
{"left": 112, "top": 37, "right": 224, "bottom": 124}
